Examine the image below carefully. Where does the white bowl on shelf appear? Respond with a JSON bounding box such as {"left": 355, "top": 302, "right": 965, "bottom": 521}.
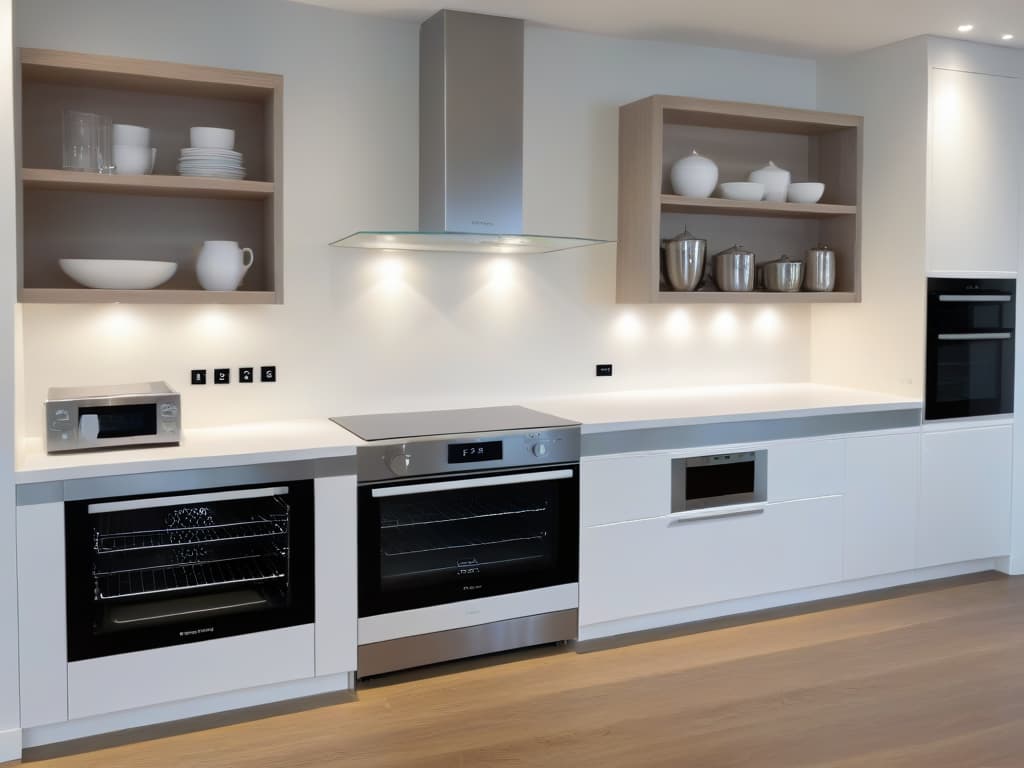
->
{"left": 719, "top": 181, "right": 765, "bottom": 201}
{"left": 190, "top": 126, "right": 235, "bottom": 150}
{"left": 112, "top": 123, "right": 150, "bottom": 147}
{"left": 787, "top": 182, "right": 826, "bottom": 204}
{"left": 59, "top": 259, "right": 177, "bottom": 289}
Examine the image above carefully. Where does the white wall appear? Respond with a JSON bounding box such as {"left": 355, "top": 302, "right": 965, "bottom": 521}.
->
{"left": 0, "top": 0, "right": 20, "bottom": 757}
{"left": 14, "top": 0, "right": 817, "bottom": 438}
{"left": 811, "top": 38, "right": 929, "bottom": 397}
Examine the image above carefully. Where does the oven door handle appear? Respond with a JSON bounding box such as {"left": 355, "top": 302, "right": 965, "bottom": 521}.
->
{"left": 87, "top": 486, "right": 290, "bottom": 514}
{"left": 938, "top": 294, "right": 1012, "bottom": 303}
{"left": 936, "top": 332, "right": 1012, "bottom": 341}
{"left": 370, "top": 468, "right": 574, "bottom": 498}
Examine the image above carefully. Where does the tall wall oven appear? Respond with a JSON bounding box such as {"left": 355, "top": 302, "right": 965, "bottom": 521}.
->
{"left": 925, "top": 277, "right": 1015, "bottom": 421}
{"left": 65, "top": 477, "right": 314, "bottom": 661}
{"left": 332, "top": 406, "right": 580, "bottom": 678}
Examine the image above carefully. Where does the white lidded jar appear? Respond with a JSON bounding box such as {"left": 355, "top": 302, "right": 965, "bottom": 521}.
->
{"left": 670, "top": 150, "right": 718, "bottom": 198}
{"left": 748, "top": 161, "right": 791, "bottom": 202}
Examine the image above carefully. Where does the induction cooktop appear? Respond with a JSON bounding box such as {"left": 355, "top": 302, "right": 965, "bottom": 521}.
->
{"left": 330, "top": 405, "right": 577, "bottom": 441}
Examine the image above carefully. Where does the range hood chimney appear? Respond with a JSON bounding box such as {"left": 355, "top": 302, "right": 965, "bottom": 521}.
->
{"left": 330, "top": 10, "right": 610, "bottom": 254}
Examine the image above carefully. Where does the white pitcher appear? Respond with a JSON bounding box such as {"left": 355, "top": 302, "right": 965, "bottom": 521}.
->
{"left": 196, "top": 241, "right": 254, "bottom": 291}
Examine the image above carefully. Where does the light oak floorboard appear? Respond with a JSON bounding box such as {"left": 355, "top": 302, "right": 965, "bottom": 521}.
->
{"left": 21, "top": 573, "right": 1024, "bottom": 767}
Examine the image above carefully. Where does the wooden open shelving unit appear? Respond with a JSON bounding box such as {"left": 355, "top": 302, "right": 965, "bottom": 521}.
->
{"left": 17, "top": 48, "right": 283, "bottom": 304}
{"left": 617, "top": 95, "right": 862, "bottom": 304}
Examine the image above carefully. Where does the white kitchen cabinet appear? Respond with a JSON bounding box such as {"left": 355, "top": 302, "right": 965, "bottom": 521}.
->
{"left": 580, "top": 496, "right": 843, "bottom": 627}
{"left": 766, "top": 438, "right": 845, "bottom": 502}
{"left": 927, "top": 68, "right": 1021, "bottom": 273}
{"left": 580, "top": 453, "right": 670, "bottom": 526}
{"left": 918, "top": 424, "right": 1012, "bottom": 567}
{"left": 843, "top": 431, "right": 920, "bottom": 580}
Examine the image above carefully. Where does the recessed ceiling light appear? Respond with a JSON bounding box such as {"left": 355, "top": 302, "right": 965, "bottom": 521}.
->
{"left": 1002, "top": 33, "right": 1015, "bottom": 40}
{"left": 958, "top": 24, "right": 974, "bottom": 32}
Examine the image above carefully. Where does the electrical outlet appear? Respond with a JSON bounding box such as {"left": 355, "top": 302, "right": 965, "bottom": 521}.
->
{"left": 596, "top": 364, "right": 613, "bottom": 377}
{"left": 239, "top": 367, "right": 254, "bottom": 383}
{"left": 191, "top": 369, "right": 207, "bottom": 385}
{"left": 260, "top": 365, "right": 277, "bottom": 383}
{"left": 214, "top": 368, "right": 230, "bottom": 384}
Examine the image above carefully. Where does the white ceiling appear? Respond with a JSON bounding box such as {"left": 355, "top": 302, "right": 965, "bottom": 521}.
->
{"left": 291, "top": 0, "right": 1024, "bottom": 56}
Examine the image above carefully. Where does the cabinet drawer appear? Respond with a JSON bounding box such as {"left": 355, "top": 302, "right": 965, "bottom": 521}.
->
{"left": 580, "top": 496, "right": 843, "bottom": 627}
{"left": 68, "top": 625, "right": 314, "bottom": 719}
{"left": 581, "top": 453, "right": 670, "bottom": 526}
{"left": 767, "top": 438, "right": 845, "bottom": 502}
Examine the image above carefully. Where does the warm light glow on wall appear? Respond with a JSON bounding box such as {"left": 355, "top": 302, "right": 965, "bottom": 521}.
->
{"left": 191, "top": 307, "right": 235, "bottom": 337}
{"left": 932, "top": 81, "right": 960, "bottom": 150}
{"left": 710, "top": 309, "right": 738, "bottom": 341}
{"left": 92, "top": 305, "right": 142, "bottom": 340}
{"left": 614, "top": 310, "right": 645, "bottom": 341}
{"left": 753, "top": 307, "right": 782, "bottom": 339}
{"left": 371, "top": 255, "right": 407, "bottom": 295}
{"left": 484, "top": 257, "right": 519, "bottom": 292}
{"left": 664, "top": 308, "right": 692, "bottom": 339}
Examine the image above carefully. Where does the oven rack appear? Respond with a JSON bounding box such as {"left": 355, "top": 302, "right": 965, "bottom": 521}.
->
{"left": 382, "top": 552, "right": 545, "bottom": 581}
{"left": 381, "top": 520, "right": 549, "bottom": 557}
{"left": 95, "top": 555, "right": 286, "bottom": 601}
{"left": 93, "top": 546, "right": 287, "bottom": 577}
{"left": 93, "top": 514, "right": 289, "bottom": 554}
{"left": 381, "top": 499, "right": 549, "bottom": 529}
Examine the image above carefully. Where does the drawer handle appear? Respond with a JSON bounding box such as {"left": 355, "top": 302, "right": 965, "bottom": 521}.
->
{"left": 668, "top": 507, "right": 764, "bottom": 525}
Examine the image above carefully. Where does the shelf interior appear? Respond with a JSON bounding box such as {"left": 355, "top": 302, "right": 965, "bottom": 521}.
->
{"left": 23, "top": 188, "right": 273, "bottom": 293}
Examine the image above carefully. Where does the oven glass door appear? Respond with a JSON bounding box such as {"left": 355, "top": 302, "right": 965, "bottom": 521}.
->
{"left": 358, "top": 465, "right": 579, "bottom": 617}
{"left": 65, "top": 480, "right": 314, "bottom": 661}
{"left": 926, "top": 332, "right": 1014, "bottom": 419}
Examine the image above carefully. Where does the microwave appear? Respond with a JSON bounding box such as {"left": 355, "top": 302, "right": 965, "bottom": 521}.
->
{"left": 671, "top": 450, "right": 767, "bottom": 512}
{"left": 45, "top": 381, "right": 181, "bottom": 453}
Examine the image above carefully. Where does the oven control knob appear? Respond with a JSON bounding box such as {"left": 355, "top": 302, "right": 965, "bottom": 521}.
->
{"left": 531, "top": 443, "right": 548, "bottom": 458}
{"left": 389, "top": 452, "right": 413, "bottom": 476}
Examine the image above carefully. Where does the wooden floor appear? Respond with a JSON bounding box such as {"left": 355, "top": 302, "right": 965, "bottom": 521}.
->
{"left": 21, "top": 572, "right": 1024, "bottom": 767}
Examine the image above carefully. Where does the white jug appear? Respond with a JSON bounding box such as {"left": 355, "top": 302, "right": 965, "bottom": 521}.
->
{"left": 196, "top": 241, "right": 253, "bottom": 291}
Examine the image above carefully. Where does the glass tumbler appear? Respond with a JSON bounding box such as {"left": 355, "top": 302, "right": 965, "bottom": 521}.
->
{"left": 62, "top": 110, "right": 105, "bottom": 172}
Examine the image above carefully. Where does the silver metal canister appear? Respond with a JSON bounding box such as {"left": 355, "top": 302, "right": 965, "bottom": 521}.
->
{"left": 804, "top": 245, "right": 836, "bottom": 292}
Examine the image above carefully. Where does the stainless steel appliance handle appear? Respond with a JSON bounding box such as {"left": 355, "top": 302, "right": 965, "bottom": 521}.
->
{"left": 668, "top": 506, "right": 765, "bottom": 524}
{"left": 938, "top": 294, "right": 1011, "bottom": 303}
{"left": 87, "top": 486, "right": 290, "bottom": 514}
{"left": 936, "top": 333, "right": 1012, "bottom": 341}
{"left": 370, "top": 468, "right": 574, "bottom": 498}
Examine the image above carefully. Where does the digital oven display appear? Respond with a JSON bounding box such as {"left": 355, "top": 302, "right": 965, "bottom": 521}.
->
{"left": 447, "top": 440, "right": 503, "bottom": 464}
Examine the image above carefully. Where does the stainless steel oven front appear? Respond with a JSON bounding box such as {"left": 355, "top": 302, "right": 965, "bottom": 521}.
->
{"left": 354, "top": 426, "right": 580, "bottom": 676}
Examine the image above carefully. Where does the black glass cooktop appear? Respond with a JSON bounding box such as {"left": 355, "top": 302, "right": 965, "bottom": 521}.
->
{"left": 331, "top": 405, "right": 577, "bottom": 441}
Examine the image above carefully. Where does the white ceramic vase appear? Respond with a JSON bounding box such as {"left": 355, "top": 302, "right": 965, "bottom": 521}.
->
{"left": 748, "top": 161, "right": 791, "bottom": 202}
{"left": 196, "top": 240, "right": 254, "bottom": 291}
{"left": 670, "top": 150, "right": 719, "bottom": 198}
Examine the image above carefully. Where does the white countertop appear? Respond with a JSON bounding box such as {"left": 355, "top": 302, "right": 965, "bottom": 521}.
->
{"left": 16, "top": 384, "right": 922, "bottom": 484}
{"left": 16, "top": 419, "right": 363, "bottom": 484}
{"left": 527, "top": 383, "right": 922, "bottom": 434}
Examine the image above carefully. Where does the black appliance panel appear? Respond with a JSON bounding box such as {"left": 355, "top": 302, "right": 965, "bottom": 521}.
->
{"left": 65, "top": 480, "right": 314, "bottom": 661}
{"left": 358, "top": 465, "right": 579, "bottom": 617}
{"left": 926, "top": 277, "right": 1015, "bottom": 420}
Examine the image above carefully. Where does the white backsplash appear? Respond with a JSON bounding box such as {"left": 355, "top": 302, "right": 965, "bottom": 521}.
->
{"left": 15, "top": 0, "right": 817, "bottom": 438}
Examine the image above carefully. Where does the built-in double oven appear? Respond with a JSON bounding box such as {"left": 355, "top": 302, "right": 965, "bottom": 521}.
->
{"left": 925, "top": 277, "right": 1015, "bottom": 421}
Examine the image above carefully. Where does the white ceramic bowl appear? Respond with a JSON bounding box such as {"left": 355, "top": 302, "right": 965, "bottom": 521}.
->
{"left": 59, "top": 259, "right": 177, "bottom": 290}
{"left": 190, "top": 126, "right": 235, "bottom": 150}
{"left": 719, "top": 181, "right": 765, "bottom": 201}
{"left": 113, "top": 144, "right": 154, "bottom": 175}
{"left": 112, "top": 123, "right": 150, "bottom": 147}
{"left": 787, "top": 182, "right": 826, "bottom": 204}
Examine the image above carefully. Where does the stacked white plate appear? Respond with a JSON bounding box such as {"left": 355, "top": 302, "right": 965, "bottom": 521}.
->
{"left": 177, "top": 148, "right": 246, "bottom": 180}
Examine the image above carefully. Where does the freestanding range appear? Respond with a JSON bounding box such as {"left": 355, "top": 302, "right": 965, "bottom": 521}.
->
{"left": 331, "top": 406, "right": 580, "bottom": 677}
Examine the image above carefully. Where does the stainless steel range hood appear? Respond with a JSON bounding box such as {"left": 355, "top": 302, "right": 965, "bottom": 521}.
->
{"left": 330, "top": 10, "right": 610, "bottom": 255}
